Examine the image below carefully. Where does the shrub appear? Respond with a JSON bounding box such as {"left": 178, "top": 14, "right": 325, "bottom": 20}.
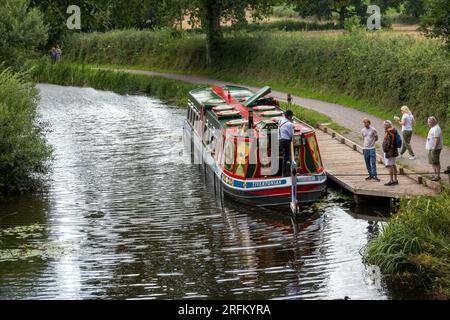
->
{"left": 364, "top": 192, "right": 450, "bottom": 298}
{"left": 0, "top": 67, "right": 52, "bottom": 193}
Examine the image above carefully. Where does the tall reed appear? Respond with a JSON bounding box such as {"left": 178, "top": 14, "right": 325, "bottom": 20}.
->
{"left": 364, "top": 192, "right": 450, "bottom": 298}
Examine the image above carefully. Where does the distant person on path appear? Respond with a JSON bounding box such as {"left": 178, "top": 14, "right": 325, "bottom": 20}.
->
{"left": 50, "top": 47, "right": 57, "bottom": 62}
{"left": 278, "top": 110, "right": 295, "bottom": 177}
{"left": 361, "top": 118, "right": 380, "bottom": 181}
{"left": 287, "top": 93, "right": 292, "bottom": 106}
{"left": 55, "top": 45, "right": 62, "bottom": 62}
{"left": 426, "top": 116, "right": 443, "bottom": 181}
{"left": 382, "top": 120, "right": 399, "bottom": 186}
{"left": 394, "top": 105, "right": 416, "bottom": 160}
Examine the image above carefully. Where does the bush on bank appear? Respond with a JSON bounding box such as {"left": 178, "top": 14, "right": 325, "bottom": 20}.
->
{"left": 62, "top": 29, "right": 449, "bottom": 131}
{"left": 364, "top": 192, "right": 450, "bottom": 299}
{"left": 0, "top": 68, "right": 52, "bottom": 193}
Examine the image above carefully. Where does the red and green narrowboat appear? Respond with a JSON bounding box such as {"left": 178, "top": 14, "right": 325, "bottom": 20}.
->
{"left": 184, "top": 85, "right": 326, "bottom": 207}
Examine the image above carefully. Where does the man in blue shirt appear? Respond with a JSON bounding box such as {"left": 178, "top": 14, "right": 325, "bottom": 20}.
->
{"left": 278, "top": 110, "right": 295, "bottom": 177}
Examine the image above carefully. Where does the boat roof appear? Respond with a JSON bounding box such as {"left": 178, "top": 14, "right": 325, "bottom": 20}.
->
{"left": 188, "top": 85, "right": 315, "bottom": 136}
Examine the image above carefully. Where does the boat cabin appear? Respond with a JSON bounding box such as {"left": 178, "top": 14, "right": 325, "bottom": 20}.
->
{"left": 186, "top": 85, "right": 324, "bottom": 180}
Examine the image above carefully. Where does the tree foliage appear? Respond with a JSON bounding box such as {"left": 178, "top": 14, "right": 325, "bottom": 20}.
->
{"left": 0, "top": 68, "right": 53, "bottom": 193}
{"left": 420, "top": 0, "right": 450, "bottom": 49}
{"left": 288, "top": 0, "right": 368, "bottom": 24}
{"left": 0, "top": 0, "right": 48, "bottom": 67}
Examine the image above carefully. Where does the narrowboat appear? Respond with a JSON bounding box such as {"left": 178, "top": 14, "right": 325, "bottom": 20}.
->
{"left": 184, "top": 85, "right": 327, "bottom": 208}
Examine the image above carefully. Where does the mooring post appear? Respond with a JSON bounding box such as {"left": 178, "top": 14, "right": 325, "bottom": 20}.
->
{"left": 290, "top": 141, "right": 299, "bottom": 216}
{"left": 447, "top": 166, "right": 450, "bottom": 184}
{"left": 390, "top": 197, "right": 400, "bottom": 213}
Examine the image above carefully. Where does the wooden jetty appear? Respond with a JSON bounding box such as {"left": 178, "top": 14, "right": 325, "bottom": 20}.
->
{"left": 315, "top": 124, "right": 440, "bottom": 200}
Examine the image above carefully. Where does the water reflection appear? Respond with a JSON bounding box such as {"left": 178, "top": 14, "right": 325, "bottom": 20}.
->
{"left": 0, "top": 84, "right": 389, "bottom": 299}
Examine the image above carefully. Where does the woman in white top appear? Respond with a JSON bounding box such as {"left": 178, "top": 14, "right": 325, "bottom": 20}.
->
{"left": 395, "top": 105, "right": 416, "bottom": 159}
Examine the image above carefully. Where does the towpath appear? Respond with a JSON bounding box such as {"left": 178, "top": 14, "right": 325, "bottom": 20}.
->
{"left": 114, "top": 68, "right": 449, "bottom": 182}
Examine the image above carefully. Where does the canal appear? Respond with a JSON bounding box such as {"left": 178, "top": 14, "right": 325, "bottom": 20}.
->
{"left": 0, "top": 84, "right": 390, "bottom": 299}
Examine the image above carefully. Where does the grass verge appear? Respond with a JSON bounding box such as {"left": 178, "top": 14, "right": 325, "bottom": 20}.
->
{"left": 31, "top": 60, "right": 349, "bottom": 134}
{"left": 30, "top": 60, "right": 205, "bottom": 107}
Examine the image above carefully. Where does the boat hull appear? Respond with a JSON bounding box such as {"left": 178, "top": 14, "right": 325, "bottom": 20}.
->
{"left": 184, "top": 120, "right": 327, "bottom": 208}
{"left": 222, "top": 181, "right": 327, "bottom": 207}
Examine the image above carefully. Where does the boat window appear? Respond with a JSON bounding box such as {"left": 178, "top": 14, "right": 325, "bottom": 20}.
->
{"left": 188, "top": 107, "right": 193, "bottom": 124}
{"left": 190, "top": 107, "right": 195, "bottom": 124}
{"left": 258, "top": 137, "right": 270, "bottom": 176}
{"left": 223, "top": 138, "right": 235, "bottom": 173}
{"left": 234, "top": 138, "right": 249, "bottom": 178}
{"left": 294, "top": 146, "right": 301, "bottom": 170}
{"left": 306, "top": 134, "right": 323, "bottom": 170}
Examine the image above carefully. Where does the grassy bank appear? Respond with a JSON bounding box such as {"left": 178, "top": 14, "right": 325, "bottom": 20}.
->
{"left": 62, "top": 29, "right": 450, "bottom": 145}
{"left": 0, "top": 68, "right": 52, "bottom": 193}
{"left": 32, "top": 61, "right": 349, "bottom": 134}
{"left": 31, "top": 60, "right": 205, "bottom": 107}
{"left": 364, "top": 192, "right": 450, "bottom": 299}
{"left": 88, "top": 63, "right": 449, "bottom": 146}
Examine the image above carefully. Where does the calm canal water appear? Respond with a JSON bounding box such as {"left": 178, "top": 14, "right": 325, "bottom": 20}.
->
{"left": 0, "top": 84, "right": 392, "bottom": 300}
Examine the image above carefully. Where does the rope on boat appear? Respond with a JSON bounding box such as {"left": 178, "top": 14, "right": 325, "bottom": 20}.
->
{"left": 326, "top": 171, "right": 449, "bottom": 176}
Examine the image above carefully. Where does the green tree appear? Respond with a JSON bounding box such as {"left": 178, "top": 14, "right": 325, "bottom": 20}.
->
{"left": 404, "top": 0, "right": 426, "bottom": 18}
{"left": 30, "top": 0, "right": 113, "bottom": 44}
{"left": 186, "top": 0, "right": 277, "bottom": 65}
{"left": 290, "top": 0, "right": 367, "bottom": 25}
{"left": 420, "top": 0, "right": 450, "bottom": 49}
{"left": 0, "top": 0, "right": 48, "bottom": 67}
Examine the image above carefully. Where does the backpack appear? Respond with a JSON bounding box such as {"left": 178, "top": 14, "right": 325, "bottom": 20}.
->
{"left": 393, "top": 128, "right": 402, "bottom": 149}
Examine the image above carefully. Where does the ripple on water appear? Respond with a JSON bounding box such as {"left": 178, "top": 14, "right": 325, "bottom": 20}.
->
{"left": 0, "top": 84, "right": 389, "bottom": 300}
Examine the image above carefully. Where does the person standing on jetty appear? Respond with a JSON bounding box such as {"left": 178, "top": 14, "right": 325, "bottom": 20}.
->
{"left": 394, "top": 105, "right": 416, "bottom": 160}
{"left": 382, "top": 120, "right": 399, "bottom": 186}
{"left": 426, "top": 116, "right": 443, "bottom": 181}
{"left": 361, "top": 118, "right": 380, "bottom": 182}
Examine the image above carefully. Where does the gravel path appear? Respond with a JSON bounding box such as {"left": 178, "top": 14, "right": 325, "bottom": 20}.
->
{"left": 115, "top": 68, "right": 449, "bottom": 181}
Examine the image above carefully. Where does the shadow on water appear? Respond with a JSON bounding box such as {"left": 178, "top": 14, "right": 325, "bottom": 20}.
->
{"left": 0, "top": 84, "right": 421, "bottom": 300}
{"left": 0, "top": 194, "right": 53, "bottom": 299}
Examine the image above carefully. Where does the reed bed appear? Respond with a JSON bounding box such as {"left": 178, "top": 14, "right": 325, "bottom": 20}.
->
{"left": 364, "top": 192, "right": 450, "bottom": 298}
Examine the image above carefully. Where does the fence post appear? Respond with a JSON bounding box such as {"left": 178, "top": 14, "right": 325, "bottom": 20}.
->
{"left": 447, "top": 166, "right": 450, "bottom": 185}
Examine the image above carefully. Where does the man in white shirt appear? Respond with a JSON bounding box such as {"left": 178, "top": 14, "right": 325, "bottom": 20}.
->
{"left": 361, "top": 118, "right": 380, "bottom": 181}
{"left": 426, "top": 116, "right": 443, "bottom": 181}
{"left": 278, "top": 110, "right": 295, "bottom": 177}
